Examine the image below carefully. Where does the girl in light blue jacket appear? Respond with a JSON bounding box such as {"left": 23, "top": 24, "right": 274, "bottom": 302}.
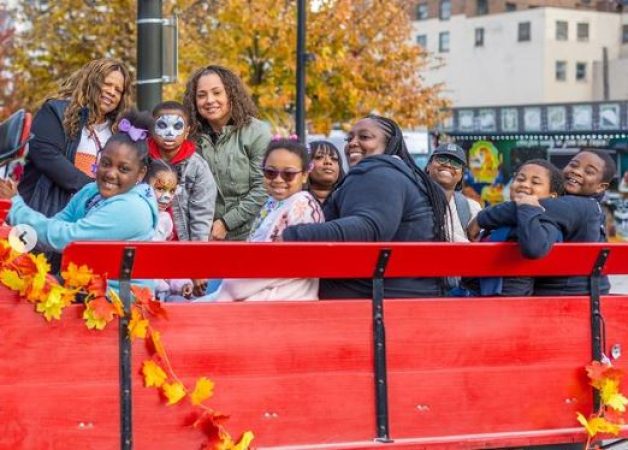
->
{"left": 0, "top": 109, "right": 158, "bottom": 254}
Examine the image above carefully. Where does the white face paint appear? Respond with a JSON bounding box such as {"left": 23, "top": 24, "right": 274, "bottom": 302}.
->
{"left": 157, "top": 192, "right": 174, "bottom": 207}
{"left": 154, "top": 114, "right": 186, "bottom": 141}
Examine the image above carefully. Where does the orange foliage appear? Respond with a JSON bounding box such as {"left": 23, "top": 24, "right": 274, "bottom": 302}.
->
{"left": 175, "top": 0, "right": 448, "bottom": 133}
{"left": 578, "top": 361, "right": 628, "bottom": 448}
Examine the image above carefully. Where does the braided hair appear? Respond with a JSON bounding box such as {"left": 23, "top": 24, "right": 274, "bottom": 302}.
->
{"left": 366, "top": 114, "right": 449, "bottom": 243}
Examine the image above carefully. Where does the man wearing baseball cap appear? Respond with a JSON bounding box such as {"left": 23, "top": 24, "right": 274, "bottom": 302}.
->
{"left": 426, "top": 143, "right": 482, "bottom": 243}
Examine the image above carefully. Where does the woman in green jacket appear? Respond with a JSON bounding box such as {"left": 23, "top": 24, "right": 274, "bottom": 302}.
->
{"left": 183, "top": 65, "right": 271, "bottom": 241}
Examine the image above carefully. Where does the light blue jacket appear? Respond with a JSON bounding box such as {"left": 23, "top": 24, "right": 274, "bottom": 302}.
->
{"left": 9, "top": 182, "right": 159, "bottom": 251}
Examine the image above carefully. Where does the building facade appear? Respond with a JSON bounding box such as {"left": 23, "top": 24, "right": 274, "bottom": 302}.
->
{"left": 412, "top": 1, "right": 628, "bottom": 106}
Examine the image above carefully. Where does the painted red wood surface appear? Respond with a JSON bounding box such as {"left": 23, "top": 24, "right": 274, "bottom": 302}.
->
{"left": 2, "top": 241, "right": 627, "bottom": 449}
{"left": 3, "top": 293, "right": 628, "bottom": 449}
{"left": 62, "top": 241, "right": 628, "bottom": 280}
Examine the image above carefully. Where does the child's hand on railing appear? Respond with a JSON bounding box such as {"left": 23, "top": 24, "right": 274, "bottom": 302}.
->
{"left": 467, "top": 217, "right": 482, "bottom": 242}
{"left": 182, "top": 283, "right": 194, "bottom": 299}
{"left": 192, "top": 279, "right": 208, "bottom": 297}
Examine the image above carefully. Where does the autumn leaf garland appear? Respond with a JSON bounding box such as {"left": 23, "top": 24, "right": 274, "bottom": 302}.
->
{"left": 0, "top": 243, "right": 253, "bottom": 450}
{"left": 577, "top": 361, "right": 628, "bottom": 448}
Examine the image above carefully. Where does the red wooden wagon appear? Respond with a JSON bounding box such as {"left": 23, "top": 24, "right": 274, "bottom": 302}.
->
{"left": 1, "top": 241, "right": 627, "bottom": 449}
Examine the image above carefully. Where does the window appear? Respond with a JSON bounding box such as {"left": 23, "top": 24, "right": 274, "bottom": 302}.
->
{"left": 518, "top": 22, "right": 531, "bottom": 41}
{"left": 556, "top": 21, "right": 568, "bottom": 41}
{"left": 506, "top": 2, "right": 517, "bottom": 11}
{"left": 440, "top": 0, "right": 451, "bottom": 20}
{"left": 477, "top": 0, "right": 489, "bottom": 15}
{"left": 555, "top": 61, "right": 567, "bottom": 81}
{"left": 475, "top": 27, "right": 484, "bottom": 46}
{"left": 577, "top": 23, "right": 589, "bottom": 41}
{"left": 416, "top": 34, "right": 427, "bottom": 48}
{"left": 623, "top": 25, "right": 628, "bottom": 43}
{"left": 576, "top": 62, "right": 587, "bottom": 81}
{"left": 439, "top": 31, "right": 450, "bottom": 52}
{"left": 415, "top": 3, "right": 428, "bottom": 20}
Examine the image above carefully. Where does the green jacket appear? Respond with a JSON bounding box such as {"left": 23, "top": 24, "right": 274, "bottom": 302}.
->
{"left": 197, "top": 117, "right": 271, "bottom": 241}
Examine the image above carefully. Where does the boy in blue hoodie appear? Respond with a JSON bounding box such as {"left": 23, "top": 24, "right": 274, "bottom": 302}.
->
{"left": 0, "top": 110, "right": 158, "bottom": 254}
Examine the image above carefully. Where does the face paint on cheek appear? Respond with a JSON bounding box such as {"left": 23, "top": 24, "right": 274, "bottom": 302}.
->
{"left": 153, "top": 178, "right": 178, "bottom": 207}
{"left": 154, "top": 114, "right": 186, "bottom": 140}
{"left": 157, "top": 193, "right": 174, "bottom": 207}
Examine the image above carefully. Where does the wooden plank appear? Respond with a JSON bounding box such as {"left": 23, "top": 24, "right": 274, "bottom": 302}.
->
{"left": 131, "top": 301, "right": 376, "bottom": 448}
{"left": 62, "top": 242, "right": 628, "bottom": 281}
{"left": 0, "top": 297, "right": 119, "bottom": 450}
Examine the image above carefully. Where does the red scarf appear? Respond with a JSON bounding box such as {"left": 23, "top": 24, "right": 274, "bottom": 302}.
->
{"left": 147, "top": 137, "right": 196, "bottom": 165}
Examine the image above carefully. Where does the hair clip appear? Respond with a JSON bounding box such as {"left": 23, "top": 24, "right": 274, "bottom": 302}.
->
{"left": 118, "top": 119, "right": 148, "bottom": 142}
{"left": 271, "top": 133, "right": 300, "bottom": 142}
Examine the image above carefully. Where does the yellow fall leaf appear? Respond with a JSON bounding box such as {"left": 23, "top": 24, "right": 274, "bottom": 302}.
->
{"left": 150, "top": 329, "right": 166, "bottom": 358}
{"left": 61, "top": 290, "right": 76, "bottom": 306}
{"left": 0, "top": 269, "right": 27, "bottom": 294}
{"left": 30, "top": 253, "right": 51, "bottom": 292}
{"left": 576, "top": 412, "right": 621, "bottom": 437}
{"left": 162, "top": 381, "right": 186, "bottom": 405}
{"left": 128, "top": 308, "right": 149, "bottom": 341}
{"left": 83, "top": 307, "right": 107, "bottom": 330}
{"left": 215, "top": 429, "right": 235, "bottom": 450}
{"left": 61, "top": 262, "right": 92, "bottom": 289}
{"left": 142, "top": 360, "right": 168, "bottom": 388}
{"left": 233, "top": 431, "right": 254, "bottom": 450}
{"left": 599, "top": 378, "right": 628, "bottom": 412}
{"left": 190, "top": 377, "right": 214, "bottom": 406}
{"left": 25, "top": 283, "right": 46, "bottom": 303}
{"left": 605, "top": 393, "right": 628, "bottom": 413}
{"left": 108, "top": 289, "right": 125, "bottom": 317}
{"left": 36, "top": 285, "right": 66, "bottom": 321}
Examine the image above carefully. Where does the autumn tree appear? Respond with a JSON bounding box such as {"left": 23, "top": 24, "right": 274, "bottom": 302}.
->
{"left": 7, "top": 0, "right": 137, "bottom": 111}
{"left": 174, "top": 0, "right": 448, "bottom": 133}
{"left": 7, "top": 0, "right": 448, "bottom": 133}
{"left": 0, "top": 7, "right": 19, "bottom": 119}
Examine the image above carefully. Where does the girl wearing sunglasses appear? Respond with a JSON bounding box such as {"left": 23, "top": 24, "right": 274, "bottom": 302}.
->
{"left": 208, "top": 138, "right": 324, "bottom": 301}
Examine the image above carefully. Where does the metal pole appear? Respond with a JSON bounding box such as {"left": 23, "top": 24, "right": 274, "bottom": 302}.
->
{"left": 295, "top": 0, "right": 306, "bottom": 143}
{"left": 119, "top": 247, "right": 136, "bottom": 450}
{"left": 137, "top": 0, "right": 163, "bottom": 112}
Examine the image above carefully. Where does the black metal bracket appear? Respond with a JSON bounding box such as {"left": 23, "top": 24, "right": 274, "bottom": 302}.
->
{"left": 119, "top": 247, "right": 136, "bottom": 450}
{"left": 372, "top": 248, "right": 392, "bottom": 443}
{"left": 590, "top": 248, "right": 610, "bottom": 411}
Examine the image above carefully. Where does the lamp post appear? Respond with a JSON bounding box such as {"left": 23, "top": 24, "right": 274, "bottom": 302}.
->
{"left": 137, "top": 0, "right": 163, "bottom": 111}
{"left": 295, "top": 0, "right": 306, "bottom": 143}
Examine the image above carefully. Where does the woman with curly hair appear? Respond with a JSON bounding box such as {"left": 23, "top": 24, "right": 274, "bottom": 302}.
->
{"left": 183, "top": 65, "right": 271, "bottom": 241}
{"left": 19, "top": 58, "right": 132, "bottom": 218}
